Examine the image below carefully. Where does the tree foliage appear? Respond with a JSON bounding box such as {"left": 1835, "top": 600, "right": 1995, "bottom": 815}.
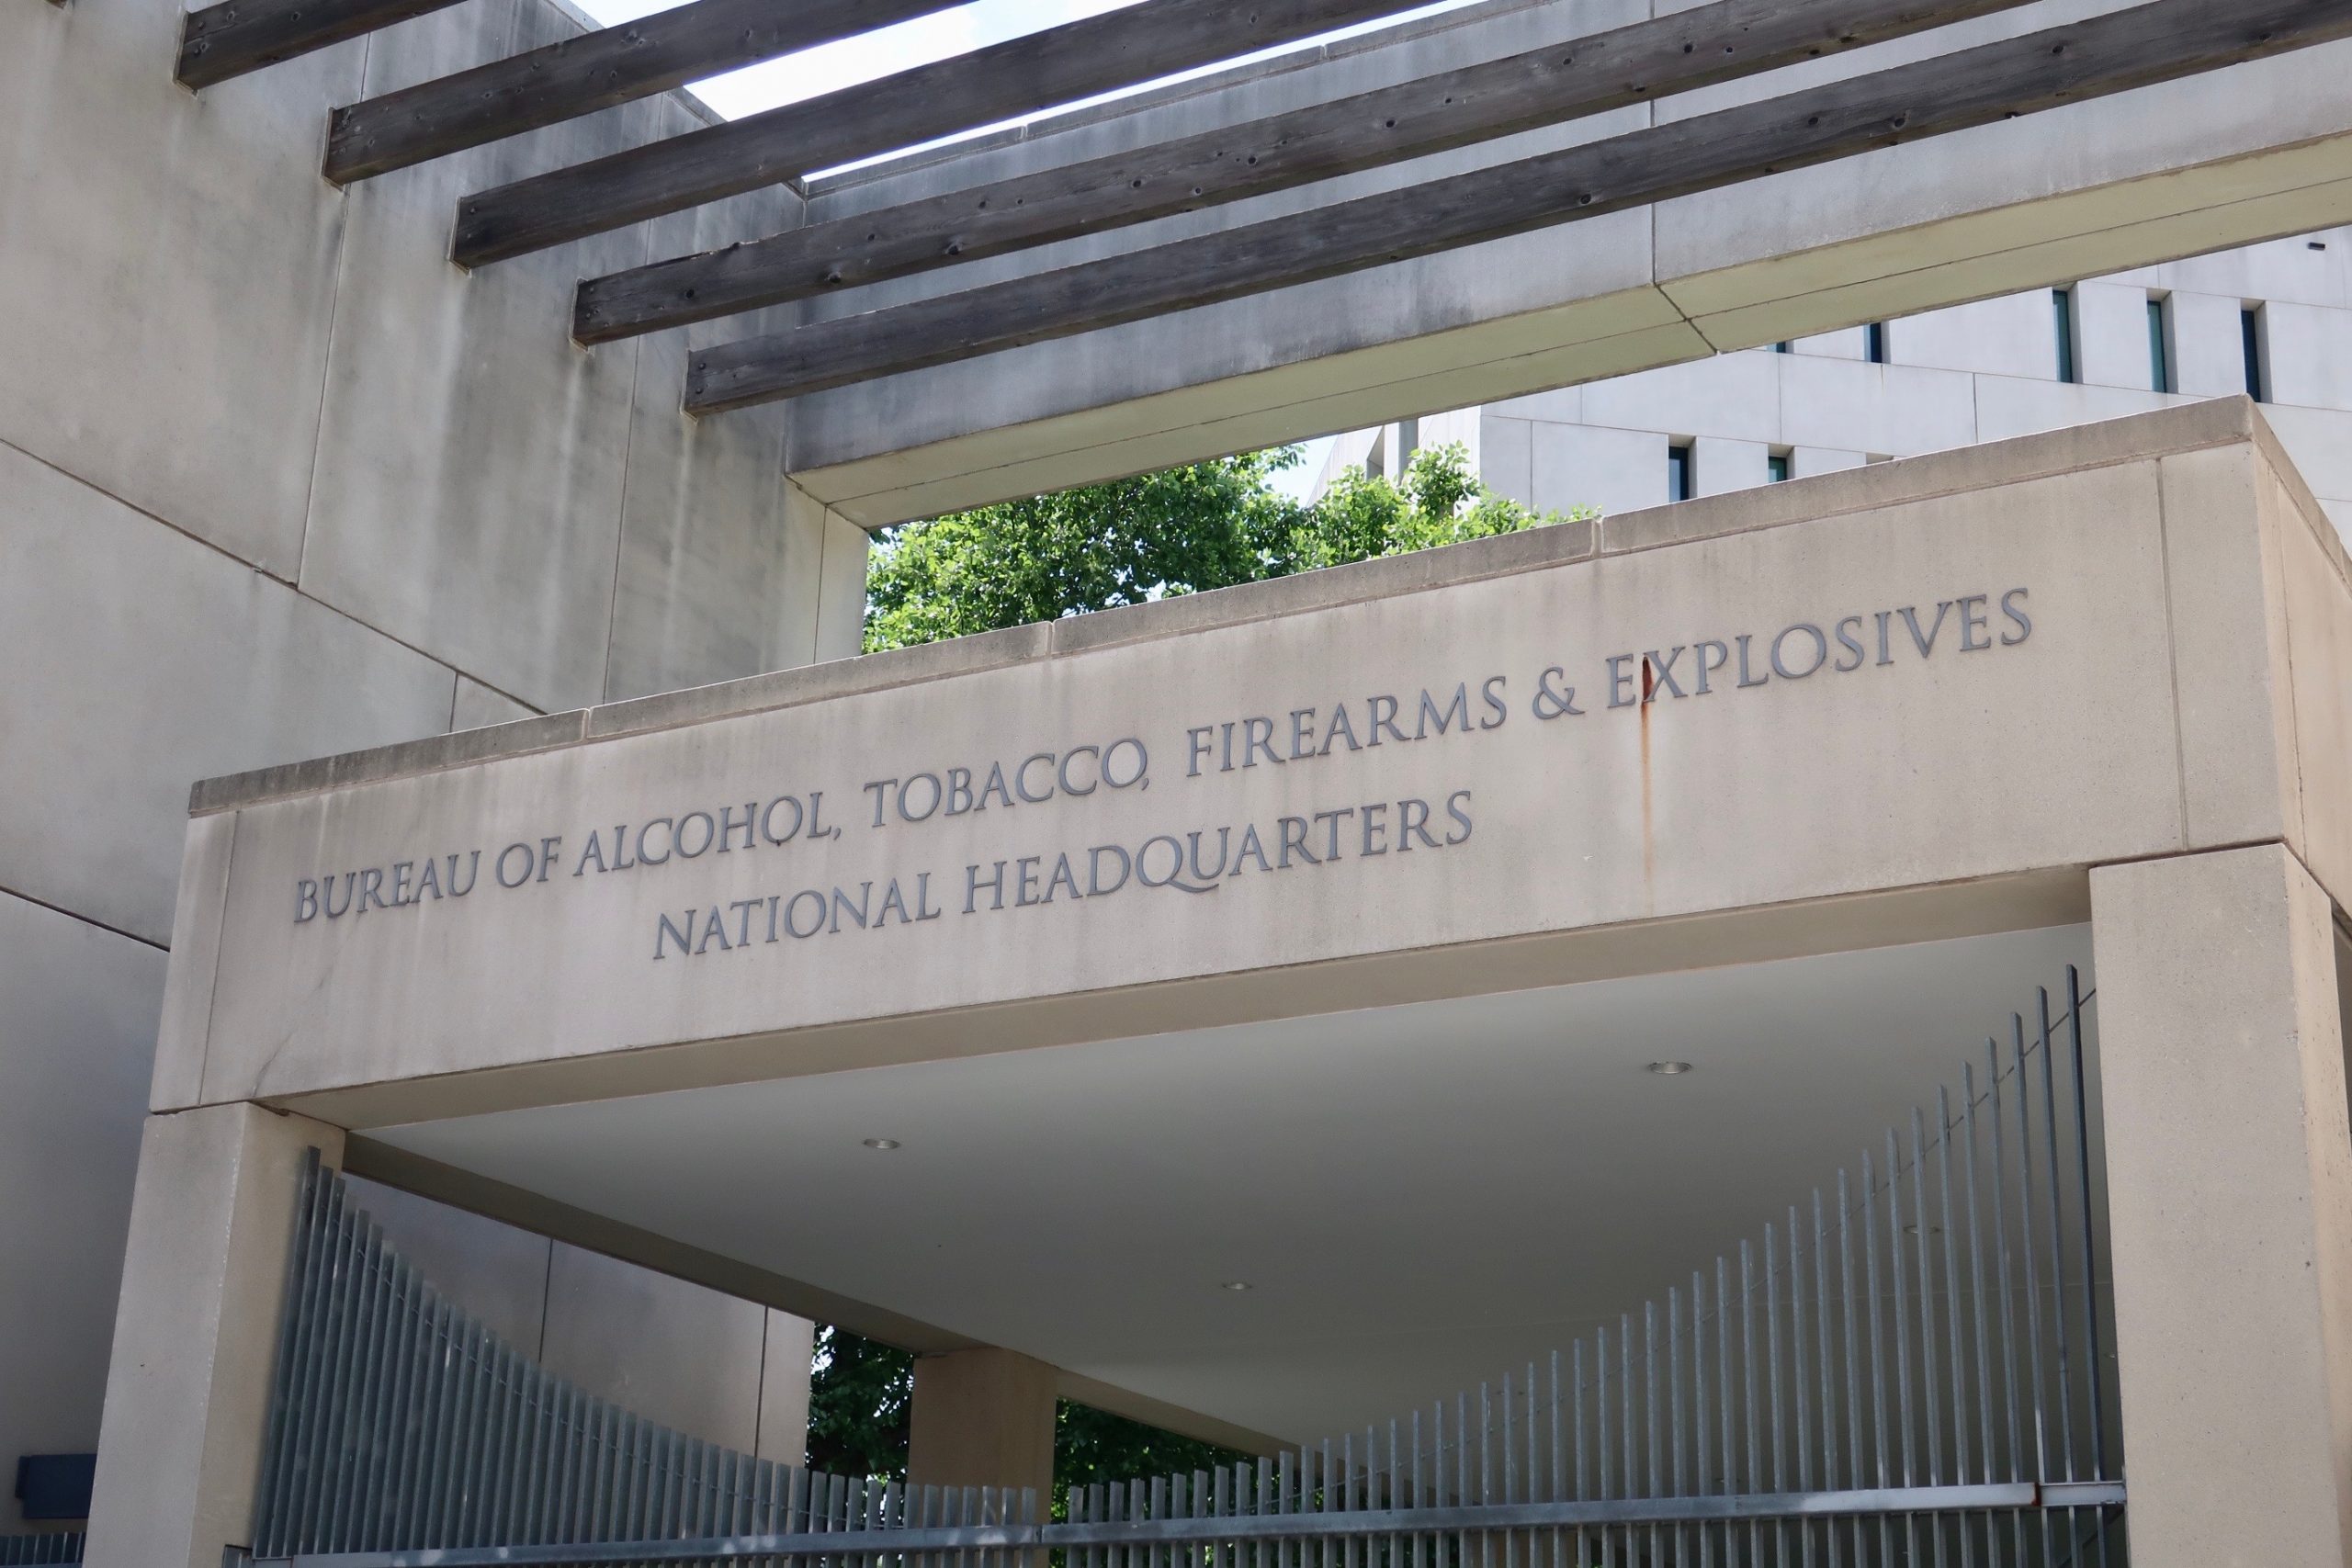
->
{"left": 864, "top": 444, "right": 1583, "bottom": 652}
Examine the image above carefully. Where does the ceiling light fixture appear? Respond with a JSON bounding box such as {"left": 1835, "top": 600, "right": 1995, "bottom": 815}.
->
{"left": 862, "top": 1137, "right": 902, "bottom": 1151}
{"left": 1219, "top": 1280, "right": 1253, "bottom": 1292}
{"left": 1646, "top": 1061, "right": 1695, "bottom": 1076}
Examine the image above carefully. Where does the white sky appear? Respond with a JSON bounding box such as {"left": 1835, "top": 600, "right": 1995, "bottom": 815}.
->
{"left": 567, "top": 0, "right": 1453, "bottom": 494}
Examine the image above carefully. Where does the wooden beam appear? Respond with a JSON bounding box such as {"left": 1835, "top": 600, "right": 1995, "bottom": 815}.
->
{"left": 323, "top": 0, "right": 967, "bottom": 185}
{"left": 576, "top": 0, "right": 2044, "bottom": 345}
{"left": 684, "top": 0, "right": 2352, "bottom": 412}
{"left": 176, "top": 0, "right": 469, "bottom": 88}
{"left": 451, "top": 0, "right": 1425, "bottom": 267}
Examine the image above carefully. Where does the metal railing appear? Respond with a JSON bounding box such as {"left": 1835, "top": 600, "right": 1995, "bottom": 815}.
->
{"left": 241, "top": 970, "right": 2120, "bottom": 1567}
{"left": 0, "top": 1535, "right": 83, "bottom": 1565}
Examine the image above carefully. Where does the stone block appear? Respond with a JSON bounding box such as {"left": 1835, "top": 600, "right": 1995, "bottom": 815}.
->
{"left": 0, "top": 893, "right": 164, "bottom": 1530}
{"left": 540, "top": 1244, "right": 768, "bottom": 1450}
{"left": 296, "top": 0, "right": 654, "bottom": 714}
{"left": 1476, "top": 415, "right": 1534, "bottom": 508}
{"left": 757, "top": 1312, "right": 817, "bottom": 1465}
{"left": 0, "top": 0, "right": 356, "bottom": 576}
{"left": 1581, "top": 351, "right": 1781, "bottom": 446}
{"left": 1775, "top": 356, "right": 1977, "bottom": 457}
{"left": 1971, "top": 376, "right": 2173, "bottom": 446}
{"left": 1530, "top": 422, "right": 1668, "bottom": 518}
{"left": 2167, "top": 289, "right": 2253, "bottom": 399}
{"left": 0, "top": 440, "right": 455, "bottom": 943}
{"left": 455, "top": 678, "right": 539, "bottom": 733}
{"left": 344, "top": 1176, "right": 555, "bottom": 1356}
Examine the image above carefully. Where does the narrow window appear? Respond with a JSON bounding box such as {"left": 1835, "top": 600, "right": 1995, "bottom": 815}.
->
{"left": 2148, "top": 295, "right": 2174, "bottom": 394}
{"left": 2052, "top": 288, "right": 2078, "bottom": 384}
{"left": 2243, "top": 305, "right": 2268, "bottom": 402}
{"left": 1864, "top": 321, "right": 1889, "bottom": 365}
{"left": 1667, "top": 445, "right": 1693, "bottom": 502}
{"left": 1767, "top": 451, "right": 1792, "bottom": 484}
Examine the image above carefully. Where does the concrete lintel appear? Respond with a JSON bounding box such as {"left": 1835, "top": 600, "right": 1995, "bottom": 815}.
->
{"left": 277, "top": 866, "right": 2090, "bottom": 1129}
{"left": 183, "top": 400, "right": 2262, "bottom": 818}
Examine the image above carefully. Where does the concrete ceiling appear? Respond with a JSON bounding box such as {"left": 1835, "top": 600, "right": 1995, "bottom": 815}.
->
{"left": 374, "top": 923, "right": 2091, "bottom": 1446}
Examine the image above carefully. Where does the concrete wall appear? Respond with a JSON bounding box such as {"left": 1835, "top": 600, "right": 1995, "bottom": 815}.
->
{"left": 1398, "top": 226, "right": 2352, "bottom": 537}
{"left": 0, "top": 0, "right": 849, "bottom": 1522}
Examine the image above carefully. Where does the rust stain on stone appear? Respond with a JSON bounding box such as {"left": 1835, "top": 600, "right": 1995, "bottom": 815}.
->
{"left": 1639, "top": 655, "right": 1657, "bottom": 897}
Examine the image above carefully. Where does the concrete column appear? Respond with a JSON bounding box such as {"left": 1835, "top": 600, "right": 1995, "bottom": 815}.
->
{"left": 2090, "top": 845, "right": 2352, "bottom": 1565}
{"left": 84, "top": 1104, "right": 345, "bottom": 1568}
{"left": 907, "top": 1348, "right": 1057, "bottom": 1499}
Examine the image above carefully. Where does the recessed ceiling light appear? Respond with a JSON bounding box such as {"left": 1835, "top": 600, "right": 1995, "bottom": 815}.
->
{"left": 1219, "top": 1280, "right": 1253, "bottom": 1292}
{"left": 862, "top": 1137, "right": 902, "bottom": 1151}
{"left": 1646, "top": 1061, "right": 1695, "bottom": 1076}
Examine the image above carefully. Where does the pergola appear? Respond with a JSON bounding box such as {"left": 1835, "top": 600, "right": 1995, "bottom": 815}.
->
{"left": 171, "top": 0, "right": 2352, "bottom": 415}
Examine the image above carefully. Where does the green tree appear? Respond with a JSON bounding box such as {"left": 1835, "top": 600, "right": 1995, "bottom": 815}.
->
{"left": 864, "top": 443, "right": 1583, "bottom": 652}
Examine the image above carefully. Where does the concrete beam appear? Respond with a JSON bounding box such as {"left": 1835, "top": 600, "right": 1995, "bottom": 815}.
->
{"left": 780, "top": 28, "right": 2352, "bottom": 526}
{"left": 687, "top": 0, "right": 2352, "bottom": 412}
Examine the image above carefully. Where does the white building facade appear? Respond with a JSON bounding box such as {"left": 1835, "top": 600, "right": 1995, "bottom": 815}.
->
{"left": 1328, "top": 227, "right": 2352, "bottom": 536}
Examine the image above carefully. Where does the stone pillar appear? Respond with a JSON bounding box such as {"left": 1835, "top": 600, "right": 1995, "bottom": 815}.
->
{"left": 83, "top": 1103, "right": 345, "bottom": 1568}
{"left": 907, "top": 1347, "right": 1057, "bottom": 1500}
{"left": 2090, "top": 845, "right": 2352, "bottom": 1565}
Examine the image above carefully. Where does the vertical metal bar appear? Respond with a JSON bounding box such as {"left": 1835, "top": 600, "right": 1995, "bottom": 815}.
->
{"left": 1988, "top": 1028, "right": 2036, "bottom": 1567}
{"left": 1882, "top": 1132, "right": 1917, "bottom": 1568}
{"left": 1960, "top": 1060, "right": 1997, "bottom": 1493}
{"left": 1738, "top": 1240, "right": 1758, "bottom": 1564}
{"left": 1766, "top": 1224, "right": 1785, "bottom": 1494}
{"left": 1833, "top": 1168, "right": 1861, "bottom": 1565}
{"left": 1692, "top": 1271, "right": 1711, "bottom": 1568}
{"left": 1909, "top": 1110, "right": 1943, "bottom": 1502}
{"left": 1642, "top": 1307, "right": 1658, "bottom": 1565}
{"left": 1810, "top": 1191, "right": 1837, "bottom": 1568}
{"left": 1595, "top": 1325, "right": 1610, "bottom": 1505}
{"left": 1570, "top": 1345, "right": 1584, "bottom": 1502}
{"left": 2067, "top": 968, "right": 2114, "bottom": 1567}
{"left": 2038, "top": 988, "right": 2082, "bottom": 1487}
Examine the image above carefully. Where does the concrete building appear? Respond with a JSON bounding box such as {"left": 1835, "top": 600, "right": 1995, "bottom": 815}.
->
{"left": 0, "top": 0, "right": 857, "bottom": 1528}
{"left": 12, "top": 0, "right": 2352, "bottom": 1559}
{"left": 90, "top": 400, "right": 2352, "bottom": 1568}
{"left": 1323, "top": 227, "right": 2352, "bottom": 535}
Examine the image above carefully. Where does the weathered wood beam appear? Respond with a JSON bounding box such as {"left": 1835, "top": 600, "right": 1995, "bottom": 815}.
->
{"left": 451, "top": 0, "right": 1426, "bottom": 267}
{"left": 324, "top": 0, "right": 967, "bottom": 184}
{"left": 684, "top": 0, "right": 2352, "bottom": 413}
{"left": 577, "top": 0, "right": 2045, "bottom": 345}
{"left": 177, "top": 0, "right": 468, "bottom": 88}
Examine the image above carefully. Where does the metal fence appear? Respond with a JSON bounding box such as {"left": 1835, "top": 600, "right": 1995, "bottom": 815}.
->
{"left": 242, "top": 1152, "right": 1035, "bottom": 1564}
{"left": 238, "top": 969, "right": 2120, "bottom": 1568}
{"left": 0, "top": 1534, "right": 82, "bottom": 1565}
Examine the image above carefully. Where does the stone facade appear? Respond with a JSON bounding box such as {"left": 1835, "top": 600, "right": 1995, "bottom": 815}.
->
{"left": 0, "top": 0, "right": 854, "bottom": 1525}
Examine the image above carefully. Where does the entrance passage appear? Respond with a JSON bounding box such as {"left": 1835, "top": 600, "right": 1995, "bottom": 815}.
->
{"left": 222, "top": 971, "right": 2121, "bottom": 1567}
